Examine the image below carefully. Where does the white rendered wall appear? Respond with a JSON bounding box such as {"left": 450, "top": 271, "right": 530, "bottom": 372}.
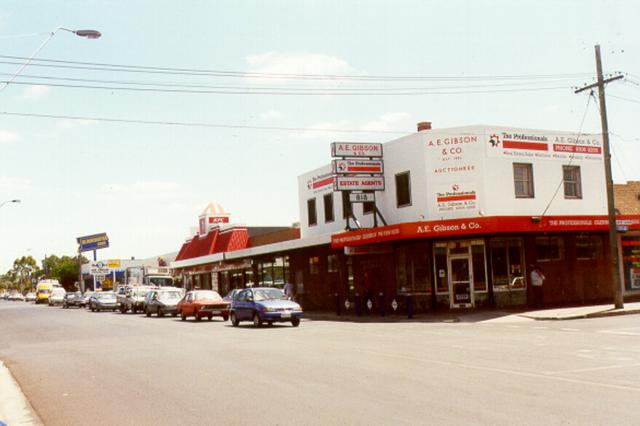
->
{"left": 298, "top": 125, "right": 606, "bottom": 238}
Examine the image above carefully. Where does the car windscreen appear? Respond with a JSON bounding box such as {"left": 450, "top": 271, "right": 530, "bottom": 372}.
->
{"left": 132, "top": 290, "right": 149, "bottom": 298}
{"left": 253, "top": 288, "right": 285, "bottom": 301}
{"left": 98, "top": 293, "right": 116, "bottom": 300}
{"left": 194, "top": 291, "right": 222, "bottom": 301}
{"left": 149, "top": 277, "right": 173, "bottom": 287}
{"left": 158, "top": 291, "right": 182, "bottom": 300}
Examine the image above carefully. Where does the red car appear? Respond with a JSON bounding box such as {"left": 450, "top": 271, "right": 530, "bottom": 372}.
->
{"left": 177, "top": 290, "right": 230, "bottom": 321}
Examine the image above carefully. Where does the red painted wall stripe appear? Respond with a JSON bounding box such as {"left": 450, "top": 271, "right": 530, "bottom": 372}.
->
{"left": 437, "top": 194, "right": 476, "bottom": 202}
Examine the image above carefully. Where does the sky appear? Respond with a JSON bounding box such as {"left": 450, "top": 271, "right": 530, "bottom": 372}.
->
{"left": 1, "top": 0, "right": 639, "bottom": 272}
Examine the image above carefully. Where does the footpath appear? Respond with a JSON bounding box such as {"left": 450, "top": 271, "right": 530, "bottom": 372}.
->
{"left": 2, "top": 302, "right": 639, "bottom": 424}
{"left": 0, "top": 361, "right": 40, "bottom": 425}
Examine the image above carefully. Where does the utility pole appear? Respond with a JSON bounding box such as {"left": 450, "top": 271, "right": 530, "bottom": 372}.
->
{"left": 575, "top": 45, "right": 624, "bottom": 309}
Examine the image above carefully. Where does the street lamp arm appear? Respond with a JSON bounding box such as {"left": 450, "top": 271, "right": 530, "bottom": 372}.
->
{"left": 0, "top": 26, "right": 101, "bottom": 94}
{"left": 0, "top": 199, "right": 21, "bottom": 209}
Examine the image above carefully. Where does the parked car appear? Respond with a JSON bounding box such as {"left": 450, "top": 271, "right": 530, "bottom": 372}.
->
{"left": 62, "top": 292, "right": 84, "bottom": 308}
{"left": 89, "top": 292, "right": 118, "bottom": 312}
{"left": 25, "top": 292, "right": 36, "bottom": 302}
{"left": 119, "top": 286, "right": 154, "bottom": 314}
{"left": 82, "top": 291, "right": 94, "bottom": 308}
{"left": 48, "top": 287, "right": 67, "bottom": 306}
{"left": 144, "top": 289, "right": 183, "bottom": 317}
{"left": 177, "top": 290, "right": 230, "bottom": 321}
{"left": 223, "top": 288, "right": 242, "bottom": 302}
{"left": 230, "top": 287, "right": 303, "bottom": 327}
{"left": 8, "top": 292, "right": 25, "bottom": 302}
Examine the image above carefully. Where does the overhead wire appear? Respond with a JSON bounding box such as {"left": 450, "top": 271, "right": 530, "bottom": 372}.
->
{"left": 540, "top": 91, "right": 594, "bottom": 218}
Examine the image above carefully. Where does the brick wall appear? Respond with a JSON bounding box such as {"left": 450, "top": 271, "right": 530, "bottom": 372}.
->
{"left": 614, "top": 181, "right": 640, "bottom": 214}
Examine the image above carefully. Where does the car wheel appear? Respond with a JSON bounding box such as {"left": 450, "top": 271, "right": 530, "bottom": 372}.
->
{"left": 158, "top": 309, "right": 164, "bottom": 318}
{"left": 195, "top": 313, "right": 201, "bottom": 322}
{"left": 208, "top": 316, "right": 212, "bottom": 321}
{"left": 180, "top": 311, "right": 186, "bottom": 321}
{"left": 230, "top": 312, "right": 239, "bottom": 327}
{"left": 253, "top": 312, "right": 262, "bottom": 328}
{"left": 172, "top": 313, "right": 177, "bottom": 317}
{"left": 291, "top": 318, "right": 301, "bottom": 327}
{"left": 145, "top": 308, "right": 151, "bottom": 317}
{"left": 119, "top": 305, "right": 126, "bottom": 314}
{"left": 63, "top": 303, "right": 68, "bottom": 309}
{"left": 91, "top": 305, "right": 95, "bottom": 312}
{"left": 131, "top": 306, "right": 137, "bottom": 314}
{"left": 222, "top": 315, "right": 229, "bottom": 322}
{"left": 267, "top": 322, "right": 273, "bottom": 327}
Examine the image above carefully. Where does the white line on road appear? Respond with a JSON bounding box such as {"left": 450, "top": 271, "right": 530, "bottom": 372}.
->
{"left": 560, "top": 328, "right": 581, "bottom": 332}
{"left": 352, "top": 348, "right": 640, "bottom": 393}
{"left": 542, "top": 362, "right": 640, "bottom": 375}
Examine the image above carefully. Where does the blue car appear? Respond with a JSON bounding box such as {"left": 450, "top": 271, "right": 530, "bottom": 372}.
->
{"left": 230, "top": 287, "right": 303, "bottom": 327}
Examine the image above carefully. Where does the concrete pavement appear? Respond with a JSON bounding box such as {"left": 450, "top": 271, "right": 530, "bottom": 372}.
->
{"left": 0, "top": 361, "right": 40, "bottom": 426}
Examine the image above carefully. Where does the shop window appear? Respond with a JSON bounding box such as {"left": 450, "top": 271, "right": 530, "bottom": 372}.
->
{"left": 563, "top": 166, "right": 582, "bottom": 199}
{"left": 258, "top": 262, "right": 274, "bottom": 286}
{"left": 327, "top": 254, "right": 339, "bottom": 273}
{"left": 395, "top": 171, "right": 411, "bottom": 207}
{"left": 309, "top": 256, "right": 320, "bottom": 274}
{"left": 576, "top": 235, "right": 602, "bottom": 260}
{"left": 622, "top": 236, "right": 640, "bottom": 291}
{"left": 245, "top": 270, "right": 254, "bottom": 287}
{"left": 535, "top": 236, "right": 564, "bottom": 262}
{"left": 396, "top": 244, "right": 431, "bottom": 294}
{"left": 307, "top": 198, "right": 317, "bottom": 226}
{"left": 434, "top": 246, "right": 449, "bottom": 294}
{"left": 513, "top": 163, "right": 534, "bottom": 198}
{"left": 490, "top": 239, "right": 525, "bottom": 291}
{"left": 323, "top": 193, "right": 334, "bottom": 223}
{"left": 472, "top": 244, "right": 487, "bottom": 292}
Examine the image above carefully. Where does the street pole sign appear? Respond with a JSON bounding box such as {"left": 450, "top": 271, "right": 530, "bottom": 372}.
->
{"left": 76, "top": 233, "right": 109, "bottom": 252}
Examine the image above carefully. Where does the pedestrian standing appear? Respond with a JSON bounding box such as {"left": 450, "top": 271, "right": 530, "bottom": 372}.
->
{"left": 284, "top": 281, "right": 294, "bottom": 300}
{"left": 530, "top": 264, "right": 546, "bottom": 309}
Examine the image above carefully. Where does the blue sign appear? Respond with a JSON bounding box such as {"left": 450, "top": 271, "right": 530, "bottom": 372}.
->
{"left": 77, "top": 233, "right": 109, "bottom": 252}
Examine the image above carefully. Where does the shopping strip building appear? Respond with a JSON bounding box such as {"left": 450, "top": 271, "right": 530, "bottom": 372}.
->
{"left": 171, "top": 122, "right": 640, "bottom": 312}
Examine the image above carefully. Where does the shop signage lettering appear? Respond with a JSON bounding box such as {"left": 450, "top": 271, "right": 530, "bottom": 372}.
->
{"left": 334, "top": 176, "right": 385, "bottom": 191}
{"left": 77, "top": 232, "right": 109, "bottom": 252}
{"left": 332, "top": 159, "right": 384, "bottom": 175}
{"left": 331, "top": 142, "right": 383, "bottom": 158}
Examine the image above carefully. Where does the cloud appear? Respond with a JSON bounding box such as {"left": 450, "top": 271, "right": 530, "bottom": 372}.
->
{"left": 100, "top": 181, "right": 182, "bottom": 202}
{"left": 0, "top": 176, "right": 31, "bottom": 191}
{"left": 245, "top": 51, "right": 356, "bottom": 83}
{"left": 259, "top": 110, "right": 285, "bottom": 121}
{"left": 0, "top": 130, "right": 20, "bottom": 145}
{"left": 360, "top": 112, "right": 413, "bottom": 132}
{"left": 23, "top": 85, "right": 50, "bottom": 100}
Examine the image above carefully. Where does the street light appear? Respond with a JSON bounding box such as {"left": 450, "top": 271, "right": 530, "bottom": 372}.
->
{"left": 0, "top": 26, "right": 102, "bottom": 94}
{"left": 0, "top": 199, "right": 21, "bottom": 209}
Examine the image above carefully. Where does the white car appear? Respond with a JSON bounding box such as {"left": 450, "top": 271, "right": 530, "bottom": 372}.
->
{"left": 25, "top": 292, "right": 36, "bottom": 302}
{"left": 48, "top": 288, "right": 67, "bottom": 306}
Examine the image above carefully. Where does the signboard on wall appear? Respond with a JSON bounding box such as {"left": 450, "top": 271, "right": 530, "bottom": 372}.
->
{"left": 349, "top": 192, "right": 375, "bottom": 203}
{"left": 331, "top": 142, "right": 383, "bottom": 158}
{"left": 332, "top": 159, "right": 384, "bottom": 174}
{"left": 334, "top": 176, "right": 385, "bottom": 191}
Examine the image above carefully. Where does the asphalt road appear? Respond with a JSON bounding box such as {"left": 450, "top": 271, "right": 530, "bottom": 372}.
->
{"left": 1, "top": 301, "right": 639, "bottom": 425}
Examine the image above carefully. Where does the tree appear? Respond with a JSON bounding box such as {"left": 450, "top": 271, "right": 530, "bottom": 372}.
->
{"left": 12, "top": 256, "right": 38, "bottom": 293}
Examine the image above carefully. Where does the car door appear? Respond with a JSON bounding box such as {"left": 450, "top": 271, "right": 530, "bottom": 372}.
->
{"left": 237, "top": 289, "right": 254, "bottom": 320}
{"left": 182, "top": 292, "right": 194, "bottom": 315}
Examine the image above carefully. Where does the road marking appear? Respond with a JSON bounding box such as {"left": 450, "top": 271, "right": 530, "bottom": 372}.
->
{"left": 598, "top": 329, "right": 640, "bottom": 336}
{"left": 352, "top": 348, "right": 640, "bottom": 393}
{"left": 532, "top": 326, "right": 548, "bottom": 330}
{"left": 543, "top": 362, "right": 640, "bottom": 375}
{"left": 560, "top": 328, "right": 581, "bottom": 332}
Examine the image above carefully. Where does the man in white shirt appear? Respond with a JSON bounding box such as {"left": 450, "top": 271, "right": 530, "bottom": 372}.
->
{"left": 530, "top": 264, "right": 546, "bottom": 309}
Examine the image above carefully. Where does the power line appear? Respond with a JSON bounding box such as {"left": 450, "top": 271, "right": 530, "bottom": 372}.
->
{"left": 0, "top": 110, "right": 410, "bottom": 134}
{"left": 0, "top": 79, "right": 572, "bottom": 96}
{"left": 0, "top": 54, "right": 596, "bottom": 82}
{"left": 0, "top": 71, "right": 582, "bottom": 93}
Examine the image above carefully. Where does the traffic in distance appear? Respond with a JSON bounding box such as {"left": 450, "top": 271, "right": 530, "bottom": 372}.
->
{"left": 0, "top": 278, "right": 304, "bottom": 327}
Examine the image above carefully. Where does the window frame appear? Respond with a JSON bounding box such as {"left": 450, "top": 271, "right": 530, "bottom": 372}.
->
{"left": 513, "top": 163, "right": 535, "bottom": 198}
{"left": 563, "top": 165, "right": 582, "bottom": 199}
{"left": 535, "top": 236, "right": 564, "bottom": 262}
{"left": 307, "top": 198, "right": 317, "bottom": 227}
{"left": 323, "top": 193, "right": 334, "bottom": 223}
{"left": 395, "top": 171, "right": 412, "bottom": 208}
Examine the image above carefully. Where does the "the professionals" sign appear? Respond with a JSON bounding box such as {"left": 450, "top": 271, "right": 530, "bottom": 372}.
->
{"left": 77, "top": 233, "right": 109, "bottom": 252}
